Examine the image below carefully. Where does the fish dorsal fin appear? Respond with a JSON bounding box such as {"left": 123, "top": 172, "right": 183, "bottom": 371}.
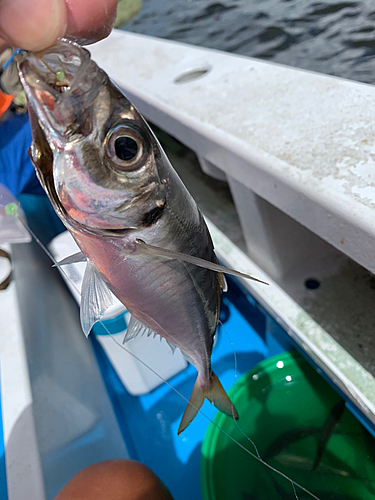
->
{"left": 53, "top": 251, "right": 86, "bottom": 267}
{"left": 80, "top": 262, "right": 113, "bottom": 337}
{"left": 122, "top": 315, "right": 157, "bottom": 344}
{"left": 135, "top": 239, "right": 268, "bottom": 285}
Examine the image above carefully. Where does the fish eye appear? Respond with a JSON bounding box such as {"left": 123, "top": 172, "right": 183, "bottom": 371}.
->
{"left": 115, "top": 136, "right": 138, "bottom": 161}
{"left": 105, "top": 125, "right": 145, "bottom": 171}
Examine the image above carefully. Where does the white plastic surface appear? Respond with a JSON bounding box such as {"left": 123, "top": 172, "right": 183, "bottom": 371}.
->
{"left": 207, "top": 220, "right": 375, "bottom": 428}
{"left": 97, "top": 328, "right": 188, "bottom": 396}
{"left": 90, "top": 31, "right": 375, "bottom": 275}
{"left": 0, "top": 184, "right": 31, "bottom": 244}
{"left": 0, "top": 244, "right": 46, "bottom": 500}
{"left": 88, "top": 31, "right": 375, "bottom": 422}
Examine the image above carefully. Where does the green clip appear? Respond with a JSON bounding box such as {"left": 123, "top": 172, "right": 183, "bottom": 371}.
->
{"left": 5, "top": 203, "right": 18, "bottom": 216}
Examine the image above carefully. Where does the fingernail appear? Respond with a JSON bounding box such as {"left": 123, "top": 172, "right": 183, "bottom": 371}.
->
{"left": 65, "top": 0, "right": 117, "bottom": 45}
{"left": 0, "top": 0, "right": 67, "bottom": 51}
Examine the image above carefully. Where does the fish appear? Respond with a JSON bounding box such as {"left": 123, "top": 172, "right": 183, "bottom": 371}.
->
{"left": 262, "top": 400, "right": 347, "bottom": 472}
{"left": 263, "top": 427, "right": 320, "bottom": 463}
{"left": 17, "top": 39, "right": 266, "bottom": 433}
{"left": 312, "top": 399, "right": 346, "bottom": 471}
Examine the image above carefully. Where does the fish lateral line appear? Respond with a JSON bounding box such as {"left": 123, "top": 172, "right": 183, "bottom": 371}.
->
{"left": 134, "top": 238, "right": 269, "bottom": 285}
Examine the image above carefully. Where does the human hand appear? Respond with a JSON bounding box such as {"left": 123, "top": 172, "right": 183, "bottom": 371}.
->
{"left": 0, "top": 0, "right": 118, "bottom": 52}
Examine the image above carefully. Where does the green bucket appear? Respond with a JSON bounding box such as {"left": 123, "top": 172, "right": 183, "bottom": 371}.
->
{"left": 201, "top": 351, "right": 375, "bottom": 500}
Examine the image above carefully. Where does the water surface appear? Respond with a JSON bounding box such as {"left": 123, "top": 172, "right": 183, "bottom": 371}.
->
{"left": 123, "top": 0, "right": 375, "bottom": 84}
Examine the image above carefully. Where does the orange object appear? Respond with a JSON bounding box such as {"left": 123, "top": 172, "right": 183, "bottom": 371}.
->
{"left": 0, "top": 89, "right": 14, "bottom": 119}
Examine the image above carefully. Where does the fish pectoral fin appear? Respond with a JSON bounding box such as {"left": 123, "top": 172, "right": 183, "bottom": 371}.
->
{"left": 122, "top": 315, "right": 158, "bottom": 344}
{"left": 80, "top": 262, "right": 113, "bottom": 337}
{"left": 135, "top": 239, "right": 268, "bottom": 285}
{"left": 53, "top": 251, "right": 87, "bottom": 267}
{"left": 178, "top": 371, "right": 238, "bottom": 435}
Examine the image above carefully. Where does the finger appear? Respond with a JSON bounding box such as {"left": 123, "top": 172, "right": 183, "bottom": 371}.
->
{"left": 0, "top": 0, "right": 67, "bottom": 51}
{"left": 0, "top": 38, "right": 10, "bottom": 52}
{"left": 64, "top": 0, "right": 118, "bottom": 45}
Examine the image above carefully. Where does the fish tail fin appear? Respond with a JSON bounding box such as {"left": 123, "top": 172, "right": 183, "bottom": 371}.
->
{"left": 177, "top": 371, "right": 238, "bottom": 435}
{"left": 178, "top": 376, "right": 205, "bottom": 435}
{"left": 208, "top": 372, "right": 239, "bottom": 420}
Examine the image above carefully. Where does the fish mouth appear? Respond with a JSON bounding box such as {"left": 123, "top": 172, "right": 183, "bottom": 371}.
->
{"left": 18, "top": 40, "right": 131, "bottom": 238}
{"left": 17, "top": 38, "right": 104, "bottom": 143}
{"left": 17, "top": 38, "right": 90, "bottom": 94}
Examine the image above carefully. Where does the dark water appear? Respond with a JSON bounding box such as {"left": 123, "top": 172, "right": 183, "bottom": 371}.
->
{"left": 123, "top": 0, "right": 375, "bottom": 84}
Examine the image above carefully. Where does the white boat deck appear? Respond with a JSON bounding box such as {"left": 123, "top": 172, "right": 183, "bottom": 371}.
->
{"left": 90, "top": 31, "right": 375, "bottom": 426}
{"left": 0, "top": 245, "right": 45, "bottom": 500}
{"left": 0, "top": 238, "right": 129, "bottom": 499}
{"left": 91, "top": 30, "right": 375, "bottom": 275}
{"left": 163, "top": 142, "right": 375, "bottom": 426}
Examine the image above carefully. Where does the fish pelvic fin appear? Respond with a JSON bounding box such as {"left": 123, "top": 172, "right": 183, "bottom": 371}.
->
{"left": 81, "top": 262, "right": 113, "bottom": 337}
{"left": 177, "top": 371, "right": 238, "bottom": 435}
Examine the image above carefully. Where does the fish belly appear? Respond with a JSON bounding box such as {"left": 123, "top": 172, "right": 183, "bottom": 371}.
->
{"left": 73, "top": 228, "right": 219, "bottom": 377}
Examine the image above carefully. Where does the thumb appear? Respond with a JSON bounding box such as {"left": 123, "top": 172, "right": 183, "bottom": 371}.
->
{"left": 0, "top": 0, "right": 67, "bottom": 51}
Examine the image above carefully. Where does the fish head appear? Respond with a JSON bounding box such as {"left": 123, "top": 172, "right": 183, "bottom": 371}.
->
{"left": 17, "top": 39, "right": 167, "bottom": 233}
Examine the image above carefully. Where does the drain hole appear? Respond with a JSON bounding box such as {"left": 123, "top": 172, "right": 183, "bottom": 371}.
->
{"left": 304, "top": 278, "right": 320, "bottom": 290}
{"left": 174, "top": 67, "right": 211, "bottom": 84}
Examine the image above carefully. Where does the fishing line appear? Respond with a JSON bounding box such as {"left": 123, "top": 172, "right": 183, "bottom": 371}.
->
{"left": 14, "top": 211, "right": 321, "bottom": 500}
{"left": 107, "top": 329, "right": 321, "bottom": 500}
{"left": 3, "top": 48, "right": 22, "bottom": 70}
{"left": 218, "top": 320, "right": 261, "bottom": 460}
{"left": 293, "top": 483, "right": 298, "bottom": 500}
{"left": 221, "top": 323, "right": 318, "bottom": 500}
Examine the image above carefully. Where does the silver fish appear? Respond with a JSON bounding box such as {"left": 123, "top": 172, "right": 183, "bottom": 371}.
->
{"left": 17, "top": 39, "right": 264, "bottom": 433}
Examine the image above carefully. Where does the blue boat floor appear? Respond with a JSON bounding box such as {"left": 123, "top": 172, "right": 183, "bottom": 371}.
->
{"left": 90, "top": 276, "right": 289, "bottom": 500}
